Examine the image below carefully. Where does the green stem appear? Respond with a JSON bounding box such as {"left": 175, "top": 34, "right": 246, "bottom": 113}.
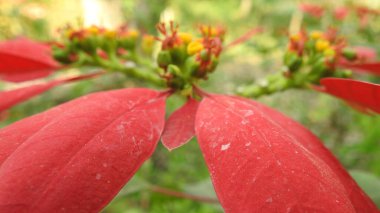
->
{"left": 236, "top": 72, "right": 306, "bottom": 98}
{"left": 92, "top": 55, "right": 165, "bottom": 86}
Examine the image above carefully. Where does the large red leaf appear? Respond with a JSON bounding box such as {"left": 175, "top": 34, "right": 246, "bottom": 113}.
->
{"left": 339, "top": 62, "right": 380, "bottom": 76}
{"left": 0, "top": 72, "right": 102, "bottom": 112}
{"left": 0, "top": 88, "right": 167, "bottom": 212}
{"left": 318, "top": 78, "right": 380, "bottom": 114}
{"left": 195, "top": 94, "right": 378, "bottom": 212}
{"left": 0, "top": 38, "right": 61, "bottom": 82}
{"left": 161, "top": 98, "right": 199, "bottom": 151}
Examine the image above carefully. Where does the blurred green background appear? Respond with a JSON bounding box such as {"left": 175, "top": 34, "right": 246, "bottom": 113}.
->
{"left": 1, "top": 0, "right": 380, "bottom": 212}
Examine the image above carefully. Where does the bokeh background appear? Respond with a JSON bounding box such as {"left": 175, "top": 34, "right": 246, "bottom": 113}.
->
{"left": 1, "top": 0, "right": 380, "bottom": 212}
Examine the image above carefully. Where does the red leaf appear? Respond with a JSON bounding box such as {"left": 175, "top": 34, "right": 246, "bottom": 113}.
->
{"left": 319, "top": 78, "right": 380, "bottom": 114}
{"left": 334, "top": 7, "right": 349, "bottom": 21}
{"left": 299, "top": 3, "right": 325, "bottom": 18}
{"left": 339, "top": 62, "right": 380, "bottom": 76}
{"left": 0, "top": 38, "right": 61, "bottom": 82}
{"left": 161, "top": 98, "right": 199, "bottom": 151}
{"left": 0, "top": 88, "right": 167, "bottom": 212}
{"left": 195, "top": 94, "right": 377, "bottom": 212}
{"left": 0, "top": 72, "right": 102, "bottom": 112}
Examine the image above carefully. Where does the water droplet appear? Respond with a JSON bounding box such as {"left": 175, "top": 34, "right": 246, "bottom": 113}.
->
{"left": 245, "top": 141, "right": 251, "bottom": 147}
{"left": 102, "top": 163, "right": 108, "bottom": 168}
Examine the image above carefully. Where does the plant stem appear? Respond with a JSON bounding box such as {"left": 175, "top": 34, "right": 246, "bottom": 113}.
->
{"left": 92, "top": 55, "right": 165, "bottom": 87}
{"left": 236, "top": 72, "right": 306, "bottom": 98}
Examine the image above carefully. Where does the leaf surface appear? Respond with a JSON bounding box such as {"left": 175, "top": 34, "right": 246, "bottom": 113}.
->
{"left": 0, "top": 38, "right": 60, "bottom": 82}
{"left": 319, "top": 78, "right": 380, "bottom": 114}
{"left": 161, "top": 98, "right": 199, "bottom": 151}
{"left": 195, "top": 94, "right": 378, "bottom": 212}
{"left": 339, "top": 62, "right": 380, "bottom": 76}
{"left": 0, "top": 72, "right": 101, "bottom": 112}
{"left": 0, "top": 88, "right": 167, "bottom": 212}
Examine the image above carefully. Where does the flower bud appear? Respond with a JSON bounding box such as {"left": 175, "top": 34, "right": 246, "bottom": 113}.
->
{"left": 157, "top": 50, "right": 172, "bottom": 68}
{"left": 185, "top": 56, "right": 201, "bottom": 75}
{"left": 284, "top": 52, "right": 302, "bottom": 72}
{"left": 342, "top": 48, "right": 357, "bottom": 61}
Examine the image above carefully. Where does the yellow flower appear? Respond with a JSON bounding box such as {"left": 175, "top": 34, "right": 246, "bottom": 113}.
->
{"left": 127, "top": 29, "right": 139, "bottom": 38}
{"left": 310, "top": 31, "right": 323, "bottom": 40}
{"left": 290, "top": 34, "right": 301, "bottom": 42}
{"left": 178, "top": 32, "right": 192, "bottom": 44}
{"left": 187, "top": 40, "right": 204, "bottom": 55}
{"left": 104, "top": 30, "right": 116, "bottom": 38}
{"left": 315, "top": 39, "right": 330, "bottom": 52}
{"left": 86, "top": 26, "right": 99, "bottom": 34}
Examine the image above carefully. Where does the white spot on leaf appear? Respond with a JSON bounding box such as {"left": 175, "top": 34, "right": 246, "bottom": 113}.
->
{"left": 221, "top": 143, "right": 230, "bottom": 151}
{"left": 96, "top": 173, "right": 102, "bottom": 180}
{"left": 266, "top": 197, "right": 273, "bottom": 203}
{"left": 241, "top": 119, "right": 248, "bottom": 125}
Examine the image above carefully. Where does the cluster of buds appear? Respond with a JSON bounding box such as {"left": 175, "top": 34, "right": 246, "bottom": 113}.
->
{"left": 156, "top": 22, "right": 225, "bottom": 91}
{"left": 52, "top": 25, "right": 155, "bottom": 65}
{"left": 283, "top": 29, "right": 371, "bottom": 82}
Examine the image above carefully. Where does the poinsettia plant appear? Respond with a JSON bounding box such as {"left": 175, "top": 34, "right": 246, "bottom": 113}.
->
{"left": 0, "top": 22, "right": 380, "bottom": 213}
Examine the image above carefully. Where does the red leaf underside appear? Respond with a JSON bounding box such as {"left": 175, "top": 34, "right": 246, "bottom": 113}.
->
{"left": 320, "top": 78, "right": 380, "bottom": 114}
{"left": 339, "top": 62, "right": 380, "bottom": 76}
{"left": 0, "top": 88, "right": 167, "bottom": 212}
{"left": 0, "top": 38, "right": 60, "bottom": 82}
{"left": 0, "top": 72, "right": 102, "bottom": 112}
{"left": 161, "top": 98, "right": 199, "bottom": 151}
{"left": 195, "top": 94, "right": 377, "bottom": 212}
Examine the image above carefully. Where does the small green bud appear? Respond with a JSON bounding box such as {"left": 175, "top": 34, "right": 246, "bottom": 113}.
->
{"left": 200, "top": 50, "right": 210, "bottom": 61}
{"left": 157, "top": 50, "right": 172, "bottom": 68}
{"left": 284, "top": 52, "right": 302, "bottom": 72}
{"left": 185, "top": 57, "right": 200, "bottom": 76}
{"left": 342, "top": 48, "right": 357, "bottom": 61}
{"left": 52, "top": 47, "right": 71, "bottom": 64}
{"left": 170, "top": 46, "right": 187, "bottom": 65}
{"left": 207, "top": 57, "right": 219, "bottom": 72}
{"left": 167, "top": 64, "right": 182, "bottom": 76}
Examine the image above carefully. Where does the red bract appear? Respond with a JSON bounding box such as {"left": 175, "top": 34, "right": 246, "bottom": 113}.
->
{"left": 317, "top": 78, "right": 380, "bottom": 114}
{"left": 0, "top": 86, "right": 378, "bottom": 212}
{"left": 195, "top": 94, "right": 378, "bottom": 212}
{"left": 161, "top": 98, "right": 199, "bottom": 150}
{"left": 0, "top": 38, "right": 61, "bottom": 82}
{"left": 0, "top": 88, "right": 167, "bottom": 212}
{"left": 299, "top": 3, "right": 325, "bottom": 18}
{"left": 334, "top": 7, "right": 349, "bottom": 21}
{"left": 340, "top": 62, "right": 380, "bottom": 76}
{"left": 0, "top": 72, "right": 101, "bottom": 112}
